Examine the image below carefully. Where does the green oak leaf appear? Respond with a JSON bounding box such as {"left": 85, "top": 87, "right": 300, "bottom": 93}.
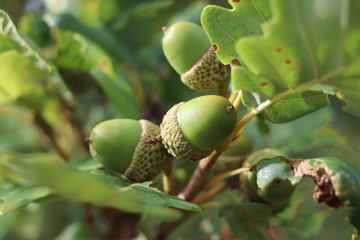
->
{"left": 235, "top": 0, "right": 360, "bottom": 118}
{"left": 242, "top": 90, "right": 329, "bottom": 123}
{"left": 201, "top": 0, "right": 271, "bottom": 65}
{"left": 0, "top": 152, "right": 181, "bottom": 219}
{"left": 90, "top": 169, "right": 202, "bottom": 212}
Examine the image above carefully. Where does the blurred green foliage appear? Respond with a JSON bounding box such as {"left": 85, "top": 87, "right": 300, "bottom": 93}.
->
{"left": 0, "top": 0, "right": 359, "bottom": 239}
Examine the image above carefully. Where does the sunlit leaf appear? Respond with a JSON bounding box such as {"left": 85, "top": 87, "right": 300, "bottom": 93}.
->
{"left": 0, "top": 51, "right": 48, "bottom": 104}
{"left": 242, "top": 90, "right": 329, "bottom": 123}
{"left": 201, "top": 0, "right": 271, "bottom": 65}
{"left": 235, "top": 0, "right": 360, "bottom": 117}
{"left": 0, "top": 10, "right": 72, "bottom": 104}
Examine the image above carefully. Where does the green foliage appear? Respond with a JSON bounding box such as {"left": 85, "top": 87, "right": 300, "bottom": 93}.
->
{"left": 91, "top": 169, "right": 202, "bottom": 212}
{"left": 0, "top": 185, "right": 52, "bottom": 216}
{"left": 0, "top": 0, "right": 360, "bottom": 239}
{"left": 0, "top": 152, "right": 201, "bottom": 219}
{"left": 202, "top": 0, "right": 360, "bottom": 122}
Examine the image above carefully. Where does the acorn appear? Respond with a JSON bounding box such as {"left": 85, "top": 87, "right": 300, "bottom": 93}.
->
{"left": 160, "top": 95, "right": 237, "bottom": 161}
{"left": 247, "top": 168, "right": 296, "bottom": 213}
{"left": 89, "top": 119, "right": 167, "bottom": 182}
{"left": 162, "top": 21, "right": 230, "bottom": 91}
{"left": 240, "top": 151, "right": 297, "bottom": 214}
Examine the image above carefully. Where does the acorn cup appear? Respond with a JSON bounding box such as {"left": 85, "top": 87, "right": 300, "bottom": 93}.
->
{"left": 162, "top": 21, "right": 230, "bottom": 91}
{"left": 160, "top": 95, "right": 237, "bottom": 161}
{"left": 89, "top": 119, "right": 168, "bottom": 182}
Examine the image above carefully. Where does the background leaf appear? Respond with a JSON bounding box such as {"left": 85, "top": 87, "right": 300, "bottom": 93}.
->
{"left": 0, "top": 185, "right": 52, "bottom": 216}
{"left": 91, "top": 68, "right": 141, "bottom": 119}
{"left": 91, "top": 169, "right": 202, "bottom": 212}
{"left": 224, "top": 202, "right": 272, "bottom": 240}
{"left": 0, "top": 152, "right": 181, "bottom": 219}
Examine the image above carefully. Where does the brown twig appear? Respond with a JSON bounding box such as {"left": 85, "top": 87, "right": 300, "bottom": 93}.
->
{"left": 205, "top": 167, "right": 249, "bottom": 189}
{"left": 33, "top": 111, "right": 70, "bottom": 162}
{"left": 177, "top": 151, "right": 221, "bottom": 201}
{"left": 193, "top": 182, "right": 227, "bottom": 205}
{"left": 62, "top": 102, "right": 89, "bottom": 152}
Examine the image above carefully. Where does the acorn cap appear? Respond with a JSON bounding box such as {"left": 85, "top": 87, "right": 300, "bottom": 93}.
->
{"left": 162, "top": 21, "right": 230, "bottom": 91}
{"left": 180, "top": 47, "right": 231, "bottom": 91}
{"left": 162, "top": 21, "right": 210, "bottom": 75}
{"left": 125, "top": 119, "right": 167, "bottom": 182}
{"left": 160, "top": 95, "right": 237, "bottom": 161}
{"left": 89, "top": 119, "right": 166, "bottom": 182}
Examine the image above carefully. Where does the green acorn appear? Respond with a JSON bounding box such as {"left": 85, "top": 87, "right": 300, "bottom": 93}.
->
{"left": 89, "top": 119, "right": 167, "bottom": 182}
{"left": 247, "top": 168, "right": 295, "bottom": 213}
{"left": 160, "top": 95, "right": 237, "bottom": 161}
{"left": 240, "top": 151, "right": 297, "bottom": 214}
{"left": 162, "top": 21, "right": 230, "bottom": 91}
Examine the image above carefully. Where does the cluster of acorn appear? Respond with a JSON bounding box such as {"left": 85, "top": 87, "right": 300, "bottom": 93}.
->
{"left": 88, "top": 21, "right": 238, "bottom": 183}
{"left": 88, "top": 21, "right": 296, "bottom": 215}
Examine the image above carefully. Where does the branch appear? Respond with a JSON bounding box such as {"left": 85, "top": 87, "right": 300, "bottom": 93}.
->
{"left": 193, "top": 182, "right": 227, "bottom": 205}
{"left": 33, "top": 111, "right": 70, "bottom": 162}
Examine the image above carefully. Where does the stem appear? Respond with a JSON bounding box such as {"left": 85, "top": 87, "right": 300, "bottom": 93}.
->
{"left": 62, "top": 103, "right": 89, "bottom": 152}
{"left": 206, "top": 167, "right": 249, "bottom": 189}
{"left": 162, "top": 156, "right": 174, "bottom": 195}
{"left": 177, "top": 151, "right": 221, "bottom": 201}
{"left": 193, "top": 182, "right": 227, "bottom": 205}
{"left": 232, "top": 90, "right": 242, "bottom": 110}
{"left": 228, "top": 90, "right": 239, "bottom": 103}
{"left": 33, "top": 111, "right": 70, "bottom": 162}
